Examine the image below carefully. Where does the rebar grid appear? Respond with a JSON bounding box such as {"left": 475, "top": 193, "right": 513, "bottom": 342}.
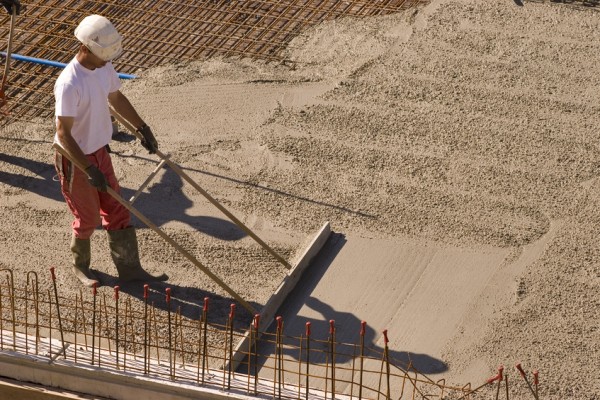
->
{"left": 0, "top": 0, "right": 428, "bottom": 126}
{"left": 0, "top": 269, "right": 535, "bottom": 400}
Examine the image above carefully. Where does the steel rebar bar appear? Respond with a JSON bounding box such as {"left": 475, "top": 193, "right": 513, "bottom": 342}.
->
{"left": 114, "top": 286, "right": 120, "bottom": 369}
{"left": 91, "top": 282, "right": 97, "bottom": 365}
{"left": 49, "top": 267, "right": 65, "bottom": 358}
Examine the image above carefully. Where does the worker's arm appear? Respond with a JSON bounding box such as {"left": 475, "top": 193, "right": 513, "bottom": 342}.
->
{"left": 56, "top": 116, "right": 91, "bottom": 169}
{"left": 56, "top": 116, "right": 107, "bottom": 191}
{"left": 108, "top": 90, "right": 158, "bottom": 154}
{"left": 107, "top": 90, "right": 144, "bottom": 129}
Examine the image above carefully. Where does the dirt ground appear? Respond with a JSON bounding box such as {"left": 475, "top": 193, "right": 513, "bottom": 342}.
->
{"left": 0, "top": 0, "right": 599, "bottom": 399}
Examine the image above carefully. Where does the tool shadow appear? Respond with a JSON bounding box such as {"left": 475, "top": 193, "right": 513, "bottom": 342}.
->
{"left": 120, "top": 165, "right": 247, "bottom": 241}
{"left": 0, "top": 153, "right": 63, "bottom": 202}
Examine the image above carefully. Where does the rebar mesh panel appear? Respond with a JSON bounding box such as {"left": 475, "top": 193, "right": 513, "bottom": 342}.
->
{"left": 0, "top": 0, "right": 427, "bottom": 125}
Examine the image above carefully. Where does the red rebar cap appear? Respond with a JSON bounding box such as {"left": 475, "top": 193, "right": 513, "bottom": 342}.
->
{"left": 253, "top": 314, "right": 260, "bottom": 330}
{"left": 515, "top": 363, "right": 526, "bottom": 378}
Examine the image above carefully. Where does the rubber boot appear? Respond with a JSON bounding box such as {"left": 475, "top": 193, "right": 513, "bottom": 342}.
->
{"left": 107, "top": 227, "right": 168, "bottom": 283}
{"left": 70, "top": 236, "right": 99, "bottom": 287}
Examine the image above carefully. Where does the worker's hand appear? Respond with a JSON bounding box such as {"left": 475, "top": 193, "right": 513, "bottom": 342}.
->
{"left": 1, "top": 0, "right": 21, "bottom": 15}
{"left": 137, "top": 124, "right": 158, "bottom": 154}
{"left": 85, "top": 165, "right": 108, "bottom": 192}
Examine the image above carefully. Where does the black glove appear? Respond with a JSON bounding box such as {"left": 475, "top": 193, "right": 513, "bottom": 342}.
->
{"left": 85, "top": 165, "right": 108, "bottom": 192}
{"left": 1, "top": 0, "right": 21, "bottom": 15}
{"left": 137, "top": 124, "right": 158, "bottom": 154}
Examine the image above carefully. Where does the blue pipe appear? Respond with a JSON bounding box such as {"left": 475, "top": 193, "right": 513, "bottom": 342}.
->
{"left": 1, "top": 52, "right": 137, "bottom": 79}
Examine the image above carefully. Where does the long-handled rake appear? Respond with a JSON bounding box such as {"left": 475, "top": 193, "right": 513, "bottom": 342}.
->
{"left": 52, "top": 142, "right": 258, "bottom": 314}
{"left": 110, "top": 108, "right": 292, "bottom": 271}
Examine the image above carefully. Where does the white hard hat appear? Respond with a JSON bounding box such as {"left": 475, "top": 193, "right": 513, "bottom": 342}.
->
{"left": 74, "top": 15, "right": 123, "bottom": 61}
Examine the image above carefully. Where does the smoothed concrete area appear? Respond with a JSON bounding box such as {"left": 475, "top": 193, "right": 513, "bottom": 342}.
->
{"left": 257, "top": 232, "right": 511, "bottom": 391}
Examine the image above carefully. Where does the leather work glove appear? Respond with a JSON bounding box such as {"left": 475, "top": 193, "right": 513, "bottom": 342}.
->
{"left": 1, "top": 0, "right": 21, "bottom": 15}
{"left": 85, "top": 165, "right": 108, "bottom": 192}
{"left": 137, "top": 124, "right": 158, "bottom": 154}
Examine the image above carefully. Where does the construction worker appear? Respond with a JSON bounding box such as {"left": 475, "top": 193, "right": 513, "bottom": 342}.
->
{"left": 1, "top": 0, "right": 20, "bottom": 15}
{"left": 53, "top": 15, "right": 168, "bottom": 287}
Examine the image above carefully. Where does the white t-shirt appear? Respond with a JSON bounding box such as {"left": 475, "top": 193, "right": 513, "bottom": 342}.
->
{"left": 54, "top": 57, "right": 122, "bottom": 154}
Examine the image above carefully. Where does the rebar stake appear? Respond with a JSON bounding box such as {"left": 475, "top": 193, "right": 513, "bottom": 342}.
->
{"left": 177, "top": 306, "right": 184, "bottom": 370}
{"left": 77, "top": 289, "right": 89, "bottom": 353}
{"left": 1, "top": 269, "right": 16, "bottom": 351}
{"left": 227, "top": 303, "right": 235, "bottom": 390}
{"left": 143, "top": 284, "right": 149, "bottom": 374}
{"left": 47, "top": 289, "right": 52, "bottom": 356}
{"left": 49, "top": 267, "right": 65, "bottom": 358}
{"left": 305, "top": 321, "right": 311, "bottom": 400}
{"left": 74, "top": 293, "right": 79, "bottom": 363}
{"left": 124, "top": 298, "right": 131, "bottom": 371}
{"left": 201, "top": 297, "right": 209, "bottom": 385}
{"left": 383, "top": 329, "right": 391, "bottom": 400}
{"left": 253, "top": 314, "right": 260, "bottom": 395}
{"left": 297, "top": 332, "right": 303, "bottom": 400}
{"left": 98, "top": 295, "right": 104, "bottom": 368}
{"left": 350, "top": 345, "right": 356, "bottom": 399}
{"left": 166, "top": 288, "right": 173, "bottom": 379}
{"left": 516, "top": 363, "right": 539, "bottom": 400}
{"left": 359, "top": 320, "right": 366, "bottom": 400}
{"left": 329, "top": 319, "right": 336, "bottom": 400}
{"left": 26, "top": 272, "right": 40, "bottom": 355}
{"left": 24, "top": 274, "right": 30, "bottom": 354}
{"left": 247, "top": 317, "right": 253, "bottom": 394}
{"left": 495, "top": 366, "right": 504, "bottom": 400}
{"left": 275, "top": 316, "right": 284, "bottom": 400}
{"left": 91, "top": 282, "right": 97, "bottom": 365}
{"left": 197, "top": 304, "right": 203, "bottom": 385}
{"left": 114, "top": 286, "right": 120, "bottom": 369}
{"left": 151, "top": 301, "right": 160, "bottom": 364}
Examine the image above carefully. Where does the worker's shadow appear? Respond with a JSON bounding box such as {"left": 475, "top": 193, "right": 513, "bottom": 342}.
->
{"left": 92, "top": 271, "right": 258, "bottom": 328}
{"left": 251, "top": 233, "right": 447, "bottom": 375}
{"left": 281, "top": 297, "right": 447, "bottom": 374}
{"left": 121, "top": 165, "right": 246, "bottom": 241}
{"left": 0, "top": 153, "right": 63, "bottom": 201}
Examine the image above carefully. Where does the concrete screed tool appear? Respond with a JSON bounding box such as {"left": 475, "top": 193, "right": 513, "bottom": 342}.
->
{"left": 53, "top": 108, "right": 330, "bottom": 366}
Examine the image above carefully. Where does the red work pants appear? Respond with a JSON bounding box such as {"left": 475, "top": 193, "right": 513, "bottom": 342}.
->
{"left": 55, "top": 146, "right": 130, "bottom": 239}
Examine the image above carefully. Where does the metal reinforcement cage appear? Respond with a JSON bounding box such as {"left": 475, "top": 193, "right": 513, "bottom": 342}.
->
{"left": 0, "top": 0, "right": 426, "bottom": 126}
{"left": 0, "top": 268, "right": 534, "bottom": 400}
